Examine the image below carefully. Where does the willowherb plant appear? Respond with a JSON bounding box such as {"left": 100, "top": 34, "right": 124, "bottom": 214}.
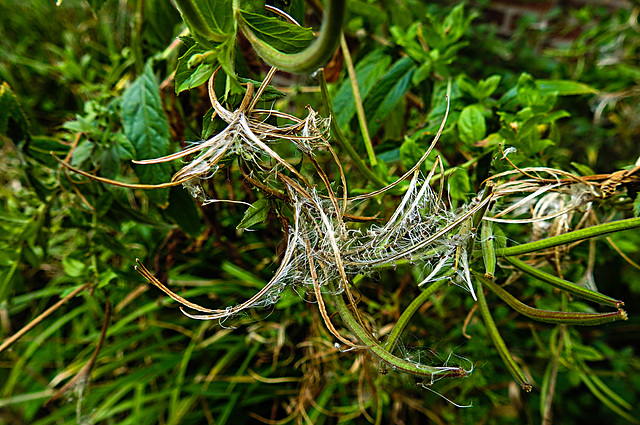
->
{"left": 51, "top": 0, "right": 640, "bottom": 417}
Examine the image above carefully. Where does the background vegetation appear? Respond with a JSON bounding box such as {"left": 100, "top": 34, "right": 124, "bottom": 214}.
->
{"left": 1, "top": 0, "right": 639, "bottom": 424}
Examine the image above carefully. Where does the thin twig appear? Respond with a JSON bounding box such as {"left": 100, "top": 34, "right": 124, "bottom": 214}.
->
{"left": 0, "top": 284, "right": 89, "bottom": 354}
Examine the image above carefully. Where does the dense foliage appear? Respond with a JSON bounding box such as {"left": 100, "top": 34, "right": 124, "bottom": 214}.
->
{"left": 1, "top": 1, "right": 639, "bottom": 424}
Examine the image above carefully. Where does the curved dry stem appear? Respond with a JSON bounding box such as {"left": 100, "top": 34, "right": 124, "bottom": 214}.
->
{"left": 350, "top": 94, "right": 451, "bottom": 201}
{"left": 305, "top": 236, "right": 359, "bottom": 348}
{"left": 53, "top": 154, "right": 190, "bottom": 189}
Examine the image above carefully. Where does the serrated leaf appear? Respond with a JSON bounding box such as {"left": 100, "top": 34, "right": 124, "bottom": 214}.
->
{"left": 237, "top": 198, "right": 270, "bottom": 230}
{"left": 458, "top": 104, "right": 486, "bottom": 144}
{"left": 193, "top": 0, "right": 233, "bottom": 35}
{"left": 179, "top": 35, "right": 196, "bottom": 50}
{"left": 334, "top": 49, "right": 392, "bottom": 128}
{"left": 114, "top": 132, "right": 136, "bottom": 160}
{"left": 0, "top": 82, "right": 30, "bottom": 142}
{"left": 238, "top": 10, "right": 314, "bottom": 54}
{"left": 364, "top": 56, "right": 416, "bottom": 135}
{"left": 175, "top": 0, "right": 233, "bottom": 46}
{"left": 121, "top": 61, "right": 172, "bottom": 206}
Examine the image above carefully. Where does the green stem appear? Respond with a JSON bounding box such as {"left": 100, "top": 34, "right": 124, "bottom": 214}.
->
{"left": 494, "top": 217, "right": 640, "bottom": 257}
{"left": 237, "top": 0, "right": 345, "bottom": 73}
{"left": 319, "top": 70, "right": 388, "bottom": 188}
{"left": 383, "top": 279, "right": 448, "bottom": 354}
{"left": 504, "top": 256, "right": 623, "bottom": 308}
{"left": 481, "top": 220, "right": 496, "bottom": 279}
{"left": 466, "top": 181, "right": 495, "bottom": 254}
{"left": 474, "top": 273, "right": 627, "bottom": 326}
{"left": 476, "top": 278, "right": 532, "bottom": 391}
{"left": 331, "top": 283, "right": 467, "bottom": 380}
{"left": 472, "top": 182, "right": 495, "bottom": 233}
{"left": 340, "top": 35, "right": 377, "bottom": 167}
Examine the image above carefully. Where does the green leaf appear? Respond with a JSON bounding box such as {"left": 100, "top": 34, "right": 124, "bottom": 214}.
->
{"left": 411, "top": 60, "right": 432, "bottom": 86}
{"left": 399, "top": 136, "right": 443, "bottom": 171}
{"left": 442, "top": 3, "right": 473, "bottom": 45}
{"left": 448, "top": 168, "right": 471, "bottom": 201}
{"left": 458, "top": 104, "right": 486, "bottom": 144}
{"left": 165, "top": 186, "right": 202, "bottom": 236}
{"left": 114, "top": 132, "right": 136, "bottom": 160}
{"left": 238, "top": 10, "right": 314, "bottom": 54}
{"left": 70, "top": 140, "right": 95, "bottom": 167}
{"left": 425, "top": 79, "right": 463, "bottom": 133}
{"left": 634, "top": 193, "right": 640, "bottom": 217}
{"left": 100, "top": 143, "right": 121, "bottom": 180}
{"left": 173, "top": 0, "right": 233, "bottom": 46}
{"left": 193, "top": 0, "right": 233, "bottom": 35}
{"left": 457, "top": 75, "right": 478, "bottom": 98}
{"left": 537, "top": 80, "right": 597, "bottom": 96}
{"left": 333, "top": 49, "right": 392, "bottom": 128}
{"left": 364, "top": 57, "right": 416, "bottom": 135}
{"left": 237, "top": 77, "right": 286, "bottom": 102}
{"left": 571, "top": 162, "right": 596, "bottom": 176}
{"left": 517, "top": 73, "right": 557, "bottom": 111}
{"left": 237, "top": 198, "right": 270, "bottom": 230}
{"left": 0, "top": 256, "right": 21, "bottom": 303}
{"left": 541, "top": 110, "right": 571, "bottom": 124}
{"left": 62, "top": 256, "right": 86, "bottom": 278}
{"left": 202, "top": 108, "right": 226, "bottom": 140}
{"left": 121, "top": 61, "right": 172, "bottom": 206}
{"left": 0, "top": 82, "right": 30, "bottom": 143}
{"left": 476, "top": 75, "right": 501, "bottom": 99}
{"left": 216, "top": 37, "right": 236, "bottom": 79}
{"left": 399, "top": 137, "right": 422, "bottom": 170}
{"left": 517, "top": 73, "right": 539, "bottom": 106}
{"left": 175, "top": 43, "right": 218, "bottom": 94}
{"left": 98, "top": 270, "right": 118, "bottom": 288}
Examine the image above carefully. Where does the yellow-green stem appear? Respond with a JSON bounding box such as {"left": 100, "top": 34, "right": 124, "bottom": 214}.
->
{"left": 504, "top": 256, "right": 623, "bottom": 308}
{"left": 495, "top": 217, "right": 640, "bottom": 257}
{"left": 340, "top": 35, "right": 377, "bottom": 167}
{"left": 331, "top": 283, "right": 467, "bottom": 380}
{"left": 476, "top": 278, "right": 532, "bottom": 391}
{"left": 474, "top": 273, "right": 627, "bottom": 326}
